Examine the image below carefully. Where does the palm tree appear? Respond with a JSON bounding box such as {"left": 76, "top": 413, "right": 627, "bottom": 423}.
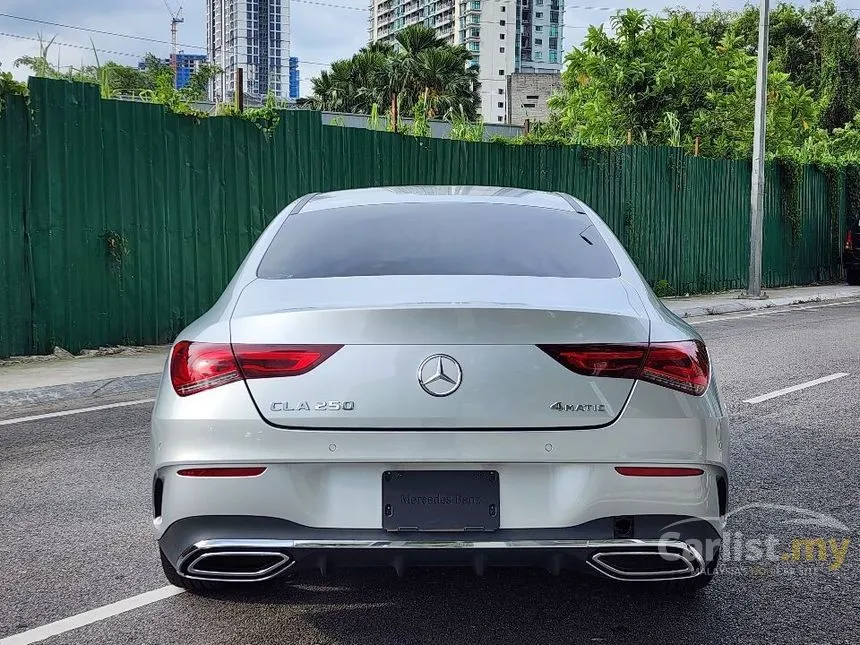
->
{"left": 411, "top": 46, "right": 480, "bottom": 119}
{"left": 308, "top": 24, "right": 480, "bottom": 121}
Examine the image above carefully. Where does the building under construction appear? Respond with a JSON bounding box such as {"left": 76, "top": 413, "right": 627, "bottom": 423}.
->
{"left": 137, "top": 53, "right": 207, "bottom": 90}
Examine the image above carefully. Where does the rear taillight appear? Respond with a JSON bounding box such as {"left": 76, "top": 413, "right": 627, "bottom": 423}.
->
{"left": 538, "top": 340, "right": 710, "bottom": 396}
{"left": 170, "top": 341, "right": 242, "bottom": 396}
{"left": 170, "top": 341, "right": 342, "bottom": 396}
{"left": 640, "top": 341, "right": 710, "bottom": 396}
{"left": 847, "top": 230, "right": 855, "bottom": 251}
{"left": 234, "top": 344, "right": 342, "bottom": 379}
{"left": 539, "top": 344, "right": 647, "bottom": 379}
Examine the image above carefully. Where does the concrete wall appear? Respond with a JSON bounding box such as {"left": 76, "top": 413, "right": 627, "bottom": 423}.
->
{"left": 320, "top": 111, "right": 524, "bottom": 140}
{"left": 115, "top": 95, "right": 525, "bottom": 139}
{"left": 505, "top": 72, "right": 561, "bottom": 125}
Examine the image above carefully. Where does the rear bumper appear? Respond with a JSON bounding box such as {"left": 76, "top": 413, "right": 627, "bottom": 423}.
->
{"left": 160, "top": 515, "right": 721, "bottom": 583}
{"left": 153, "top": 462, "right": 728, "bottom": 539}
{"left": 844, "top": 250, "right": 860, "bottom": 270}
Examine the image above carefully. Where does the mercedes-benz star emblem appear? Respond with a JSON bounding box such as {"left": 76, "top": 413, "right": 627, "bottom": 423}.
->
{"left": 417, "top": 354, "right": 463, "bottom": 397}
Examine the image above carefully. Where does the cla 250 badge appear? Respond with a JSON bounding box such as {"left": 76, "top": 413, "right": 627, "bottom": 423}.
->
{"left": 270, "top": 401, "right": 355, "bottom": 412}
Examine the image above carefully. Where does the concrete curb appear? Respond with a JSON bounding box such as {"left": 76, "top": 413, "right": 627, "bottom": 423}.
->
{"left": 664, "top": 293, "right": 860, "bottom": 319}
{"left": 0, "top": 372, "right": 162, "bottom": 408}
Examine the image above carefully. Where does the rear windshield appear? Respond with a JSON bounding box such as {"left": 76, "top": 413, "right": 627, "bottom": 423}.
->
{"left": 257, "top": 202, "right": 620, "bottom": 279}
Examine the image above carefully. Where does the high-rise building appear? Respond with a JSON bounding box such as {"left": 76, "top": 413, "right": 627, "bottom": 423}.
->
{"left": 516, "top": 0, "right": 563, "bottom": 72}
{"left": 369, "top": 0, "right": 563, "bottom": 124}
{"left": 207, "top": 0, "right": 291, "bottom": 102}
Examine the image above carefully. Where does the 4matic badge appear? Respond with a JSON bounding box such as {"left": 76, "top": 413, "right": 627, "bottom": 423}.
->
{"left": 550, "top": 402, "right": 607, "bottom": 413}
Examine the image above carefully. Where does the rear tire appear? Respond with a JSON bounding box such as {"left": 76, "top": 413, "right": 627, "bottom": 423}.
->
{"left": 159, "top": 550, "right": 227, "bottom": 592}
{"left": 847, "top": 268, "right": 860, "bottom": 286}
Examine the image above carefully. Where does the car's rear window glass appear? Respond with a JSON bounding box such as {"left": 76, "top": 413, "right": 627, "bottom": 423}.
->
{"left": 257, "top": 202, "right": 620, "bottom": 279}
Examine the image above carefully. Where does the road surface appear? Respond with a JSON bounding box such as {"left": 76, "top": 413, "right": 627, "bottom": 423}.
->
{"left": 2, "top": 300, "right": 858, "bottom": 645}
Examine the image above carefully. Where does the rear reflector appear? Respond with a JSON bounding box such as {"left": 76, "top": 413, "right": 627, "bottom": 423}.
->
{"left": 170, "top": 341, "right": 342, "bottom": 396}
{"left": 177, "top": 467, "right": 267, "bottom": 477}
{"left": 615, "top": 466, "right": 704, "bottom": 477}
{"left": 538, "top": 340, "right": 710, "bottom": 396}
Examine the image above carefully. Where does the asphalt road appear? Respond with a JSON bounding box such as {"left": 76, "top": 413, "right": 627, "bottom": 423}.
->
{"left": 2, "top": 301, "right": 859, "bottom": 645}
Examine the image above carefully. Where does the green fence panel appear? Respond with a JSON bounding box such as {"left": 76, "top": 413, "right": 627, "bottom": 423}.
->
{"left": 0, "top": 94, "right": 32, "bottom": 358}
{"left": 0, "top": 77, "right": 849, "bottom": 357}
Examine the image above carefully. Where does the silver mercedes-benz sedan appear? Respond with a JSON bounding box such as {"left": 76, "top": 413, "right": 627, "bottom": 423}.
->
{"left": 151, "top": 186, "right": 729, "bottom": 593}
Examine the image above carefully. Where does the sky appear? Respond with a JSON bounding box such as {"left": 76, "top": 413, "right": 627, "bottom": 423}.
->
{"left": 0, "top": 0, "right": 830, "bottom": 97}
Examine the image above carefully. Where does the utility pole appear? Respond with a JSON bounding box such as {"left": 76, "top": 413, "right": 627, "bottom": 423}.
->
{"left": 746, "top": 0, "right": 770, "bottom": 299}
{"left": 235, "top": 68, "right": 244, "bottom": 112}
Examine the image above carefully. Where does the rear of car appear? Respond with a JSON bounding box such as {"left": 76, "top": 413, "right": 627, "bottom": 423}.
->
{"left": 845, "top": 220, "right": 860, "bottom": 285}
{"left": 151, "top": 187, "right": 729, "bottom": 592}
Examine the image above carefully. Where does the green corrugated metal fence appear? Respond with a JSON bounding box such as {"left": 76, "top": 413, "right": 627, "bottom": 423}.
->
{"left": 0, "top": 93, "right": 32, "bottom": 358}
{"left": 0, "top": 78, "right": 850, "bottom": 357}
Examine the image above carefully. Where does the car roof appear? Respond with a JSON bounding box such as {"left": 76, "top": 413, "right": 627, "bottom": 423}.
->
{"left": 299, "top": 185, "right": 582, "bottom": 213}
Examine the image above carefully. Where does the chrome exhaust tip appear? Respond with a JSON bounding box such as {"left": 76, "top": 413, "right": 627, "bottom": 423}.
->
{"left": 184, "top": 550, "right": 291, "bottom": 582}
{"left": 588, "top": 543, "right": 704, "bottom": 581}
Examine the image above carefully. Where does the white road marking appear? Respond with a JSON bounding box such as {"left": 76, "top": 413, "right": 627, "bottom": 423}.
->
{"left": 743, "top": 373, "right": 849, "bottom": 405}
{"left": 0, "top": 586, "right": 186, "bottom": 645}
{"left": 0, "top": 398, "right": 155, "bottom": 426}
{"left": 688, "top": 298, "right": 860, "bottom": 325}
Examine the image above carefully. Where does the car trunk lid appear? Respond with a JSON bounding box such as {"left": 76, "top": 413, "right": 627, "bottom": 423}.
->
{"left": 229, "top": 275, "right": 650, "bottom": 429}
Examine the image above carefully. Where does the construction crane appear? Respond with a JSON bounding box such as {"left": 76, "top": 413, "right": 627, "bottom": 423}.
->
{"left": 164, "top": 0, "right": 184, "bottom": 88}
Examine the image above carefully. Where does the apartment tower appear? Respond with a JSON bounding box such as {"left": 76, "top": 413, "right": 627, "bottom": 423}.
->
{"left": 369, "top": 0, "right": 563, "bottom": 123}
{"left": 207, "top": 0, "right": 291, "bottom": 101}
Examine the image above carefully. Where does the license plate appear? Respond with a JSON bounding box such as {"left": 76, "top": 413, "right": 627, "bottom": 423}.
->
{"left": 382, "top": 470, "right": 500, "bottom": 532}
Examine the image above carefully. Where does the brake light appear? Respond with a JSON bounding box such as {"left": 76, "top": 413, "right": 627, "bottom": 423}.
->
{"left": 538, "top": 340, "right": 710, "bottom": 396}
{"left": 170, "top": 341, "right": 342, "bottom": 396}
{"left": 847, "top": 230, "right": 855, "bottom": 251}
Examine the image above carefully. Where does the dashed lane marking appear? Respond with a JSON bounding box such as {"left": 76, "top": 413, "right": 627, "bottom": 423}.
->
{"left": 0, "top": 586, "right": 186, "bottom": 645}
{"left": 0, "top": 398, "right": 155, "bottom": 426}
{"left": 743, "top": 373, "right": 850, "bottom": 405}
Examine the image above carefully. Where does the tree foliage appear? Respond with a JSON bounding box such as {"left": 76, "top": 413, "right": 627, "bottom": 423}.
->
{"left": 13, "top": 38, "right": 218, "bottom": 107}
{"left": 309, "top": 24, "right": 480, "bottom": 121}
{"left": 679, "top": 0, "right": 860, "bottom": 132}
{"left": 547, "top": 1, "right": 860, "bottom": 161}
{"left": 0, "top": 64, "right": 28, "bottom": 112}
